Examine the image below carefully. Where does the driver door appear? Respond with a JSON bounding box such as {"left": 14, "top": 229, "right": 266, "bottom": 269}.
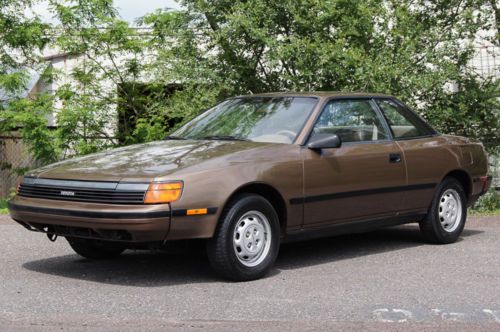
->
{"left": 301, "top": 98, "right": 407, "bottom": 227}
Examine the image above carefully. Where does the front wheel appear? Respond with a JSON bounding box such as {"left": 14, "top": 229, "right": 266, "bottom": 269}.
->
{"left": 419, "top": 177, "right": 467, "bottom": 244}
{"left": 207, "top": 194, "right": 280, "bottom": 281}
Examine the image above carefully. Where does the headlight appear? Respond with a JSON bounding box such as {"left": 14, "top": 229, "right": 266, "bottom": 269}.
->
{"left": 144, "top": 181, "right": 183, "bottom": 204}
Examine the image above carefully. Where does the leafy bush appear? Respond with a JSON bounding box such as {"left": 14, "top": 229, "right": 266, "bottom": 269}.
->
{"left": 471, "top": 189, "right": 500, "bottom": 213}
{"left": 0, "top": 199, "right": 8, "bottom": 215}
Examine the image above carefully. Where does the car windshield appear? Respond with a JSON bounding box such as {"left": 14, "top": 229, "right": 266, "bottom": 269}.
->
{"left": 172, "top": 97, "right": 318, "bottom": 144}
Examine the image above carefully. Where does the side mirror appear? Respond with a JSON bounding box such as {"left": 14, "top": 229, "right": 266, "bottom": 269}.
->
{"left": 308, "top": 134, "right": 342, "bottom": 150}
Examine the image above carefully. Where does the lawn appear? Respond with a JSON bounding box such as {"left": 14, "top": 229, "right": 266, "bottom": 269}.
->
{"left": 470, "top": 208, "right": 500, "bottom": 216}
{"left": 0, "top": 199, "right": 8, "bottom": 215}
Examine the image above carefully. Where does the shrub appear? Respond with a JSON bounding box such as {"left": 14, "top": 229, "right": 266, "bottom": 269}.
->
{"left": 471, "top": 188, "right": 500, "bottom": 213}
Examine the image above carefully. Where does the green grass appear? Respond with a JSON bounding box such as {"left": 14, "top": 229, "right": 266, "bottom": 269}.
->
{"left": 470, "top": 208, "right": 500, "bottom": 216}
{"left": 0, "top": 199, "right": 8, "bottom": 215}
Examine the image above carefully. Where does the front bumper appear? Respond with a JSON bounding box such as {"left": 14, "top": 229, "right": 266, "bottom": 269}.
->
{"left": 8, "top": 196, "right": 171, "bottom": 243}
{"left": 8, "top": 196, "right": 220, "bottom": 243}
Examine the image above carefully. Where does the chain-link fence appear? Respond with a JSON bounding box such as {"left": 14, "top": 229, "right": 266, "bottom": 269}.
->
{"left": 0, "top": 133, "right": 40, "bottom": 198}
{"left": 490, "top": 155, "right": 500, "bottom": 190}
{"left": 473, "top": 44, "right": 499, "bottom": 190}
{"left": 472, "top": 44, "right": 499, "bottom": 79}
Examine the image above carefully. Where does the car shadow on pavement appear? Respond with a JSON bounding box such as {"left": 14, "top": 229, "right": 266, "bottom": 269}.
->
{"left": 22, "top": 225, "right": 483, "bottom": 286}
{"left": 276, "top": 225, "right": 482, "bottom": 270}
{"left": 23, "top": 243, "right": 219, "bottom": 286}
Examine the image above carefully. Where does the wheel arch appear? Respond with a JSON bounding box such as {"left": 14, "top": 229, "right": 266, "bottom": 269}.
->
{"left": 222, "top": 182, "right": 287, "bottom": 236}
{"left": 441, "top": 169, "right": 472, "bottom": 199}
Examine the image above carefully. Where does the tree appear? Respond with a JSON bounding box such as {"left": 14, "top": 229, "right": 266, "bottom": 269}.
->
{"left": 0, "top": 0, "right": 49, "bottom": 97}
{"left": 143, "top": 0, "right": 499, "bottom": 152}
{"left": 49, "top": 0, "right": 156, "bottom": 154}
{"left": 1, "top": 0, "right": 498, "bottom": 168}
{"left": 0, "top": 0, "right": 58, "bottom": 164}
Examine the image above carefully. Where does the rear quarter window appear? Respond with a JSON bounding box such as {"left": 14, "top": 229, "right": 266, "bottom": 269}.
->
{"left": 376, "top": 99, "right": 436, "bottom": 139}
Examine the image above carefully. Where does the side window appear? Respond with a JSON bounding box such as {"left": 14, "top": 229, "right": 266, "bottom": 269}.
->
{"left": 376, "top": 99, "right": 434, "bottom": 139}
{"left": 310, "top": 99, "right": 389, "bottom": 143}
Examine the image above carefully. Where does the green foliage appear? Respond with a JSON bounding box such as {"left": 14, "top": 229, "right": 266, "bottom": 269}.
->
{"left": 56, "top": 101, "right": 116, "bottom": 156}
{"left": 425, "top": 76, "right": 500, "bottom": 154}
{"left": 0, "top": 199, "right": 8, "bottom": 214}
{"left": 0, "top": 187, "right": 16, "bottom": 214}
{"left": 0, "top": 0, "right": 499, "bottom": 173}
{"left": 1, "top": 104, "right": 60, "bottom": 171}
{"left": 132, "top": 116, "right": 167, "bottom": 143}
{"left": 55, "top": 85, "right": 117, "bottom": 156}
{"left": 471, "top": 189, "right": 500, "bottom": 213}
{"left": 0, "top": 0, "right": 55, "bottom": 170}
{"left": 162, "top": 87, "right": 223, "bottom": 132}
{"left": 142, "top": 0, "right": 499, "bottom": 152}
{"left": 49, "top": 0, "right": 157, "bottom": 150}
{"left": 1, "top": 93, "right": 59, "bottom": 164}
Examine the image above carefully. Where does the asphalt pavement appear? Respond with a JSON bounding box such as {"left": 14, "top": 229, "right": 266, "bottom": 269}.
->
{"left": 0, "top": 214, "right": 499, "bottom": 331}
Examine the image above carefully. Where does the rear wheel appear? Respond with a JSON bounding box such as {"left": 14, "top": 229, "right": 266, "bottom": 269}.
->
{"left": 207, "top": 194, "right": 280, "bottom": 281}
{"left": 67, "top": 238, "right": 125, "bottom": 259}
{"left": 419, "top": 177, "right": 467, "bottom": 244}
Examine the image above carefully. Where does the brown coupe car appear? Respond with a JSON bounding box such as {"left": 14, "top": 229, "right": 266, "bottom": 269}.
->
{"left": 9, "top": 92, "right": 492, "bottom": 281}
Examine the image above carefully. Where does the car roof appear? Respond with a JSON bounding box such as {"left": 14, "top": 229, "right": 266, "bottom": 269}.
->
{"left": 234, "top": 91, "right": 395, "bottom": 99}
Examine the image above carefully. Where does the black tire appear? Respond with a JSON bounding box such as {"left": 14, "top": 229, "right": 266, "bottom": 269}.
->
{"left": 419, "top": 177, "right": 467, "bottom": 244}
{"left": 207, "top": 194, "right": 280, "bottom": 281}
{"left": 67, "top": 238, "right": 125, "bottom": 259}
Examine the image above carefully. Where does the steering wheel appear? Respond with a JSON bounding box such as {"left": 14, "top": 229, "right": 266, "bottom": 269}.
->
{"left": 276, "top": 130, "right": 297, "bottom": 141}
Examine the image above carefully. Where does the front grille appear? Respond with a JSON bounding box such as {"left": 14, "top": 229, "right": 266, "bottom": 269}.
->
{"left": 18, "top": 177, "right": 149, "bottom": 204}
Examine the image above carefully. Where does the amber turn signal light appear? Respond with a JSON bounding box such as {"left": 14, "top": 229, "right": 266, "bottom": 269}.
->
{"left": 144, "top": 181, "right": 183, "bottom": 204}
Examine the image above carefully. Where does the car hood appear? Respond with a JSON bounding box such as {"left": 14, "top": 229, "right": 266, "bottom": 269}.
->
{"left": 28, "top": 140, "right": 276, "bottom": 182}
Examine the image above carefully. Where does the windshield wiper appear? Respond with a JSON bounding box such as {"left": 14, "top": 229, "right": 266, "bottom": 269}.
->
{"left": 197, "top": 135, "right": 250, "bottom": 141}
{"left": 164, "top": 135, "right": 187, "bottom": 140}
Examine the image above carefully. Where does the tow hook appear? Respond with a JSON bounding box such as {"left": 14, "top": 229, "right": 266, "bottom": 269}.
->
{"left": 47, "top": 233, "right": 58, "bottom": 242}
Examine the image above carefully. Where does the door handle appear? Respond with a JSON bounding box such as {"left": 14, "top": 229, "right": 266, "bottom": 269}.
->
{"left": 389, "top": 153, "right": 402, "bottom": 163}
